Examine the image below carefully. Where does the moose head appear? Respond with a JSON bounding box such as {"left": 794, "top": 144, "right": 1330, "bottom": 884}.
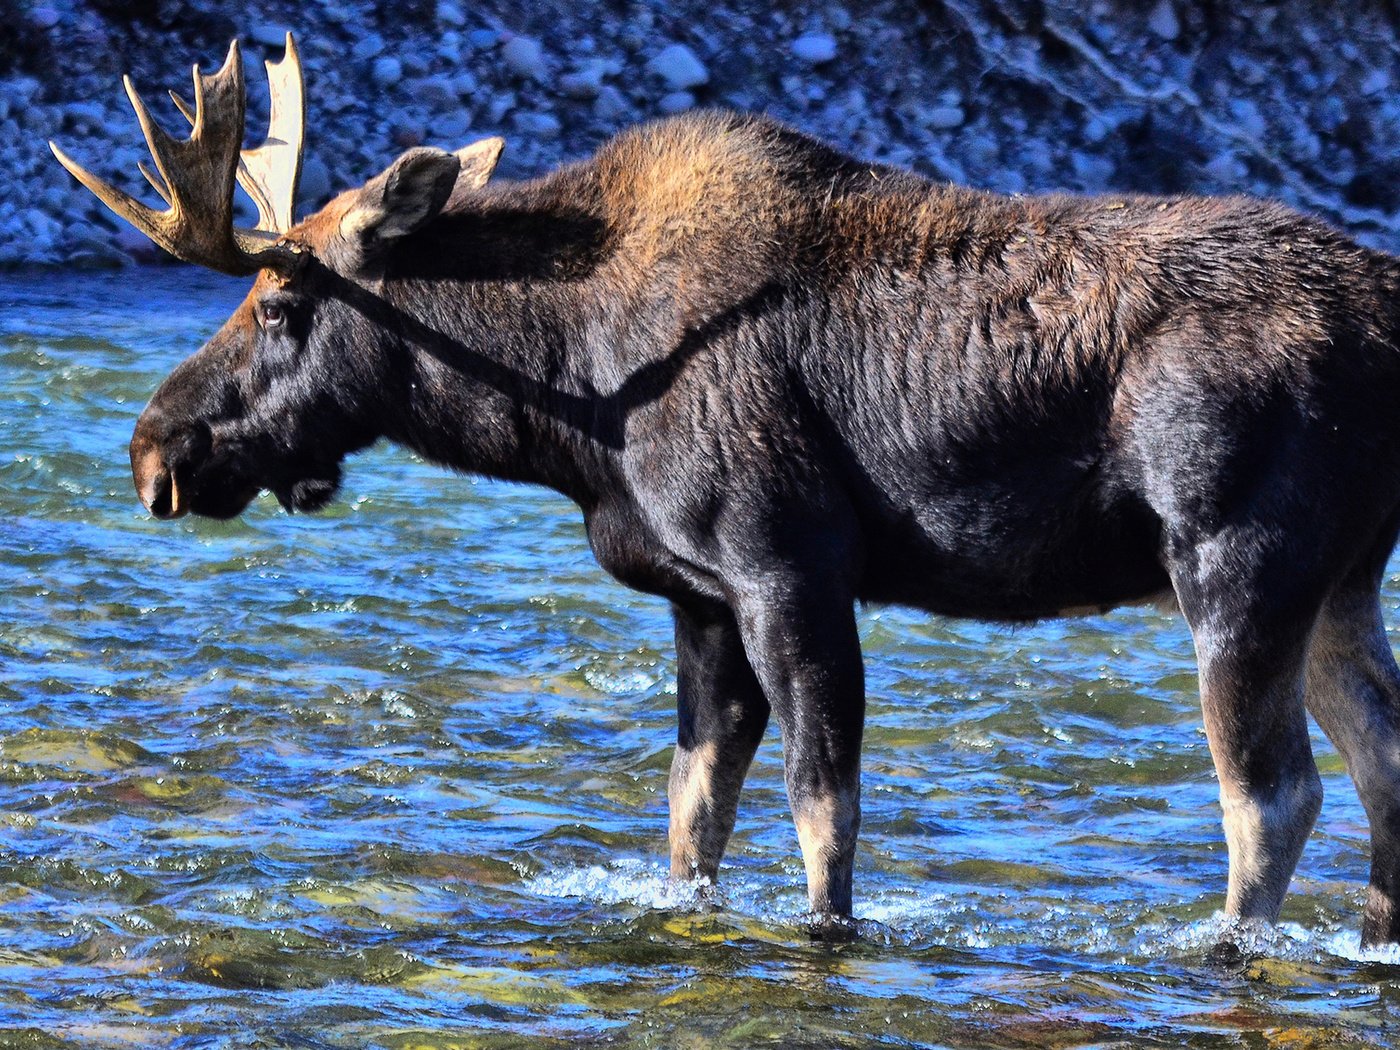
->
{"left": 52, "top": 35, "right": 505, "bottom": 519}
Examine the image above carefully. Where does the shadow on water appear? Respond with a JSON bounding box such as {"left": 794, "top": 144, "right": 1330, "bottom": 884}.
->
{"left": 3, "top": 271, "right": 1400, "bottom": 1046}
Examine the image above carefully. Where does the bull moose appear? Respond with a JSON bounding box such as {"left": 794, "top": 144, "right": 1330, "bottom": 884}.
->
{"left": 51, "top": 36, "right": 1400, "bottom": 946}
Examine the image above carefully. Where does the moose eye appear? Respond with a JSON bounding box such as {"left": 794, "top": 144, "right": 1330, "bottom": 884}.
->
{"left": 261, "top": 303, "right": 286, "bottom": 329}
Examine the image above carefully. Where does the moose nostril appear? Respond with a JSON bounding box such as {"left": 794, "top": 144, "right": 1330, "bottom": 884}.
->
{"left": 131, "top": 446, "right": 187, "bottom": 520}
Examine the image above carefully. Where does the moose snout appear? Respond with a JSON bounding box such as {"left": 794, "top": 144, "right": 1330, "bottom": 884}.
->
{"left": 129, "top": 411, "right": 212, "bottom": 520}
{"left": 131, "top": 446, "right": 184, "bottom": 519}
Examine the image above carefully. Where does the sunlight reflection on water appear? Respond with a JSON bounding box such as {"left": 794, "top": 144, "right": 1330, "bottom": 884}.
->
{"left": 4, "top": 272, "right": 1400, "bottom": 1047}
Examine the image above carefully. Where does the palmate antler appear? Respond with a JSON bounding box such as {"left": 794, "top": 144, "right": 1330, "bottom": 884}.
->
{"left": 50, "top": 34, "right": 305, "bottom": 276}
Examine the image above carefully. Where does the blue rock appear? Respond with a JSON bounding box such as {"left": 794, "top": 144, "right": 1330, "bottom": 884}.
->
{"left": 502, "top": 36, "right": 548, "bottom": 82}
{"left": 647, "top": 44, "right": 708, "bottom": 91}
{"left": 659, "top": 91, "right": 695, "bottom": 114}
{"left": 791, "top": 33, "right": 838, "bottom": 65}
{"left": 372, "top": 57, "right": 403, "bottom": 88}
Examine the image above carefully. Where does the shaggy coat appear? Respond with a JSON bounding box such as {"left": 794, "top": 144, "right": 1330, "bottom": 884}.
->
{"left": 129, "top": 111, "right": 1400, "bottom": 943}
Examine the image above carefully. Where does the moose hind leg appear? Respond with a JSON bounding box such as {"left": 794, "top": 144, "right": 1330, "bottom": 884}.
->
{"left": 1175, "top": 565, "right": 1324, "bottom": 925}
{"left": 1306, "top": 571, "right": 1400, "bottom": 946}
{"left": 668, "top": 603, "right": 770, "bottom": 883}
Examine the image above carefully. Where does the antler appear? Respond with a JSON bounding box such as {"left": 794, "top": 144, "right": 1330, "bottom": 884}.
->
{"left": 49, "top": 35, "right": 306, "bottom": 277}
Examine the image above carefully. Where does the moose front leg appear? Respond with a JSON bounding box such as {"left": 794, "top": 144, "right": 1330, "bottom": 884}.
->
{"left": 669, "top": 603, "right": 770, "bottom": 883}
{"left": 729, "top": 578, "right": 865, "bottom": 920}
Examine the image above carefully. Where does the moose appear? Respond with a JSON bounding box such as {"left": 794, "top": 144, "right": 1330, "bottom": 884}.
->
{"left": 52, "top": 36, "right": 1400, "bottom": 946}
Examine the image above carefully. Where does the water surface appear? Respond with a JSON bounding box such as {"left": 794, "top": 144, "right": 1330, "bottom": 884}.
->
{"left": 3, "top": 271, "right": 1399, "bottom": 1047}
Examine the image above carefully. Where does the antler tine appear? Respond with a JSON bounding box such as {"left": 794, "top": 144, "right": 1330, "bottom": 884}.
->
{"left": 168, "top": 89, "right": 194, "bottom": 125}
{"left": 237, "top": 33, "right": 305, "bottom": 234}
{"left": 49, "top": 138, "right": 169, "bottom": 241}
{"left": 137, "top": 160, "right": 172, "bottom": 206}
{"left": 122, "top": 72, "right": 188, "bottom": 210}
{"left": 50, "top": 37, "right": 301, "bottom": 277}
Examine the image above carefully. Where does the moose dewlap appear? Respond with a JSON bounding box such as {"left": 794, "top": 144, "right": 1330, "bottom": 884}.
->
{"left": 53, "top": 35, "right": 1400, "bottom": 946}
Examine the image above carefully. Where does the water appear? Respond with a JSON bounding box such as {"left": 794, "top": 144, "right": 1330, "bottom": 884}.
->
{"left": 3, "top": 270, "right": 1400, "bottom": 1048}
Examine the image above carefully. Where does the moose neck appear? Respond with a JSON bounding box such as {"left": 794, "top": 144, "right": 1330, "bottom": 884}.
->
{"left": 371, "top": 180, "right": 625, "bottom": 508}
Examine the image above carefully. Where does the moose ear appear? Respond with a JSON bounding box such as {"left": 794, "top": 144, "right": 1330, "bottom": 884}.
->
{"left": 339, "top": 147, "right": 461, "bottom": 249}
{"left": 454, "top": 136, "right": 504, "bottom": 193}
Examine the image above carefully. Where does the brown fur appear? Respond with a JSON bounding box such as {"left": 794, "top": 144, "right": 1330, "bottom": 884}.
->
{"left": 126, "top": 110, "right": 1400, "bottom": 941}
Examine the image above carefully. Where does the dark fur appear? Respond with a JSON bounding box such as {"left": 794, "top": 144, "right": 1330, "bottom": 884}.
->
{"left": 130, "top": 111, "right": 1400, "bottom": 941}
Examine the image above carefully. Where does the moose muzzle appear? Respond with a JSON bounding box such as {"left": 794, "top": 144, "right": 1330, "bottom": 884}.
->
{"left": 129, "top": 411, "right": 213, "bottom": 520}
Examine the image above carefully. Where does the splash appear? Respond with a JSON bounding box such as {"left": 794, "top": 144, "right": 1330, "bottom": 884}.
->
{"left": 524, "top": 858, "right": 714, "bottom": 911}
{"left": 1138, "top": 912, "right": 1400, "bottom": 966}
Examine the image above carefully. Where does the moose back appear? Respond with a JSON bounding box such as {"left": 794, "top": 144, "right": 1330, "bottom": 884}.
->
{"left": 53, "top": 37, "right": 1400, "bottom": 945}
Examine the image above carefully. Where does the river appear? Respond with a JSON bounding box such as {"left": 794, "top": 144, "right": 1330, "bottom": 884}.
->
{"left": 2, "top": 271, "right": 1397, "bottom": 1047}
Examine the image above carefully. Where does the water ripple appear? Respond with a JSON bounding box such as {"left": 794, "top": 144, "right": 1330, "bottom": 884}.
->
{"left": 4, "top": 272, "right": 1400, "bottom": 1046}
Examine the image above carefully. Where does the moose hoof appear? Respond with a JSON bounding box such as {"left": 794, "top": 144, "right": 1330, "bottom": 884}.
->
{"left": 803, "top": 912, "right": 860, "bottom": 943}
{"left": 1205, "top": 938, "right": 1249, "bottom": 969}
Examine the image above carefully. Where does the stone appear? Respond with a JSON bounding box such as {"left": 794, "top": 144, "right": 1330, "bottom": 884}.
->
{"left": 658, "top": 91, "right": 695, "bottom": 114}
{"left": 647, "top": 44, "right": 708, "bottom": 91}
{"left": 1071, "top": 152, "right": 1114, "bottom": 187}
{"left": 791, "top": 32, "right": 838, "bottom": 65}
{"left": 1362, "top": 68, "right": 1391, "bottom": 96}
{"left": 114, "top": 224, "right": 160, "bottom": 261}
{"left": 409, "top": 75, "right": 456, "bottom": 106}
{"left": 299, "top": 154, "right": 332, "bottom": 204}
{"left": 435, "top": 32, "right": 462, "bottom": 62}
{"left": 501, "top": 35, "right": 548, "bottom": 82}
{"left": 487, "top": 92, "right": 516, "bottom": 125}
{"left": 467, "top": 29, "right": 498, "bottom": 50}
{"left": 372, "top": 57, "right": 403, "bottom": 87}
{"left": 436, "top": 0, "right": 466, "bottom": 27}
{"left": 452, "top": 71, "right": 479, "bottom": 97}
{"left": 29, "top": 6, "right": 61, "bottom": 30}
{"left": 926, "top": 105, "right": 965, "bottom": 129}
{"left": 559, "top": 61, "right": 607, "bottom": 100}
{"left": 432, "top": 111, "right": 473, "bottom": 141}
{"left": 1147, "top": 0, "right": 1179, "bottom": 41}
{"left": 513, "top": 111, "right": 561, "bottom": 139}
{"left": 65, "top": 223, "right": 128, "bottom": 267}
{"left": 1204, "top": 151, "right": 1246, "bottom": 185}
{"left": 593, "top": 85, "right": 629, "bottom": 121}
{"left": 64, "top": 101, "right": 106, "bottom": 132}
{"left": 248, "top": 23, "right": 290, "bottom": 48}
{"left": 352, "top": 35, "right": 385, "bottom": 62}
{"left": 1229, "top": 98, "right": 1266, "bottom": 139}
{"left": 390, "top": 122, "right": 424, "bottom": 148}
{"left": 7, "top": 77, "right": 41, "bottom": 108}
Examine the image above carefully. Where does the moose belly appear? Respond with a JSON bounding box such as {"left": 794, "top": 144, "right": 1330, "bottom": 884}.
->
{"left": 856, "top": 484, "right": 1171, "bottom": 622}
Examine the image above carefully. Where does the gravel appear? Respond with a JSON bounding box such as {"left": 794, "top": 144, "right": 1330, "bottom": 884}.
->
{"left": 9, "top": 0, "right": 1400, "bottom": 269}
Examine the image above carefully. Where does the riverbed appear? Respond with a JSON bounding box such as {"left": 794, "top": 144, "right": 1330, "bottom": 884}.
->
{"left": 2, "top": 271, "right": 1398, "bottom": 1047}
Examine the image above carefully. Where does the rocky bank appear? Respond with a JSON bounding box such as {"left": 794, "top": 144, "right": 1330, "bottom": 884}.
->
{"left": 3, "top": 0, "right": 1400, "bottom": 268}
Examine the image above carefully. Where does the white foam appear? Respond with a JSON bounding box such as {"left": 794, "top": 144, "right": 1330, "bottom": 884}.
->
{"left": 525, "top": 858, "right": 712, "bottom": 911}
{"left": 523, "top": 862, "right": 1400, "bottom": 963}
{"left": 1136, "top": 912, "right": 1400, "bottom": 965}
